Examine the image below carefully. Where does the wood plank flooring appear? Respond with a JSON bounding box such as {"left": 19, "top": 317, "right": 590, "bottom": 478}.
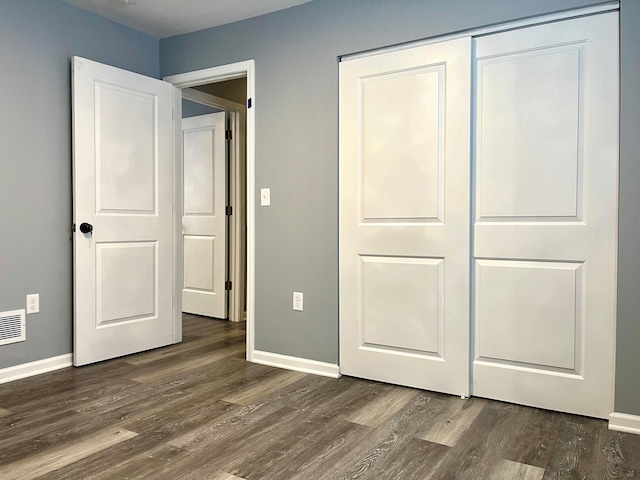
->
{"left": 0, "top": 313, "right": 639, "bottom": 479}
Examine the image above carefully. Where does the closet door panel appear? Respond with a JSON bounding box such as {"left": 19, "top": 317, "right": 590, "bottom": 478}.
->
{"left": 339, "top": 38, "right": 471, "bottom": 396}
{"left": 472, "top": 12, "right": 618, "bottom": 419}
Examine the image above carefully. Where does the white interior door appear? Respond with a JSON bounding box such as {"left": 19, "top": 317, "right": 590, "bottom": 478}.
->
{"left": 472, "top": 13, "right": 618, "bottom": 418}
{"left": 339, "top": 38, "right": 471, "bottom": 396}
{"left": 72, "top": 57, "right": 176, "bottom": 366}
{"left": 182, "top": 112, "right": 228, "bottom": 318}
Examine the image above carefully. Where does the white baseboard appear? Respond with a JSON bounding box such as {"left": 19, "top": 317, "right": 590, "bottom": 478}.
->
{"left": 252, "top": 350, "right": 340, "bottom": 378}
{"left": 609, "top": 412, "right": 640, "bottom": 435}
{"left": 0, "top": 354, "right": 73, "bottom": 385}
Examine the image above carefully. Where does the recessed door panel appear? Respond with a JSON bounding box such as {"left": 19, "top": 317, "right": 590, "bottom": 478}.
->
{"left": 361, "top": 67, "right": 443, "bottom": 222}
{"left": 184, "top": 235, "right": 215, "bottom": 292}
{"left": 475, "top": 260, "right": 581, "bottom": 372}
{"left": 96, "top": 84, "right": 157, "bottom": 214}
{"left": 361, "top": 256, "right": 442, "bottom": 355}
{"left": 477, "top": 46, "right": 584, "bottom": 220}
{"left": 97, "top": 242, "right": 157, "bottom": 326}
{"left": 184, "top": 127, "right": 215, "bottom": 215}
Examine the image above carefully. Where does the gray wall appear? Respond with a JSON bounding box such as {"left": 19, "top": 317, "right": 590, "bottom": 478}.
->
{"left": 0, "top": 0, "right": 158, "bottom": 369}
{"left": 616, "top": 0, "right": 640, "bottom": 416}
{"left": 161, "top": 0, "right": 640, "bottom": 415}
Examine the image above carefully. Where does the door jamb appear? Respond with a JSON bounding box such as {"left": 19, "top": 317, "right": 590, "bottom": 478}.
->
{"left": 164, "top": 60, "right": 256, "bottom": 361}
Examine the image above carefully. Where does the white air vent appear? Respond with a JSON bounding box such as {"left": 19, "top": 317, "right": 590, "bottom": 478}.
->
{"left": 0, "top": 309, "right": 26, "bottom": 346}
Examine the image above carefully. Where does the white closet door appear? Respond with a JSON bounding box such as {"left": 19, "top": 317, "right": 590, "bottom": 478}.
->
{"left": 339, "top": 38, "right": 471, "bottom": 396}
{"left": 472, "top": 13, "right": 618, "bottom": 418}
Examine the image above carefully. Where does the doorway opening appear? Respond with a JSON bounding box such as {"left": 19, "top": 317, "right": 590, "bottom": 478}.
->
{"left": 181, "top": 81, "right": 246, "bottom": 323}
{"left": 165, "top": 61, "right": 256, "bottom": 361}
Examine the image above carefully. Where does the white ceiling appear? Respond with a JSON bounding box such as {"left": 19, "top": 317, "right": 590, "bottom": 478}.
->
{"left": 61, "top": 0, "right": 315, "bottom": 38}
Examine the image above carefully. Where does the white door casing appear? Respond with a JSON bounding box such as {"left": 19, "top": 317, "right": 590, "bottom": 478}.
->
{"left": 72, "top": 57, "right": 176, "bottom": 366}
{"left": 182, "top": 112, "right": 228, "bottom": 318}
{"left": 339, "top": 38, "right": 472, "bottom": 396}
{"left": 472, "top": 13, "right": 618, "bottom": 418}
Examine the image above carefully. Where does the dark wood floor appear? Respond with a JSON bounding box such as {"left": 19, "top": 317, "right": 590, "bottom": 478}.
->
{"left": 0, "top": 314, "right": 639, "bottom": 479}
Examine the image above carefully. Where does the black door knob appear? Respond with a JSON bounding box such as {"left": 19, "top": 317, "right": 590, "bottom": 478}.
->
{"left": 79, "top": 222, "right": 93, "bottom": 234}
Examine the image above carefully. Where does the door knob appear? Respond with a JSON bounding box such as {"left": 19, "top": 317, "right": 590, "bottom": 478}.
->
{"left": 79, "top": 222, "right": 93, "bottom": 234}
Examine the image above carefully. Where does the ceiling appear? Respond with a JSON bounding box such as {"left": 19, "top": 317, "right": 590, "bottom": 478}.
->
{"left": 61, "top": 0, "right": 315, "bottom": 38}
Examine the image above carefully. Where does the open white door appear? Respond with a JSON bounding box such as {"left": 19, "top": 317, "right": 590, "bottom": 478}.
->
{"left": 182, "top": 112, "right": 228, "bottom": 319}
{"left": 72, "top": 57, "right": 176, "bottom": 366}
{"left": 339, "top": 38, "right": 472, "bottom": 396}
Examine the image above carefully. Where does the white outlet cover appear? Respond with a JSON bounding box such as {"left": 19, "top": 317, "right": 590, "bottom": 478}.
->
{"left": 26, "top": 294, "right": 39, "bottom": 314}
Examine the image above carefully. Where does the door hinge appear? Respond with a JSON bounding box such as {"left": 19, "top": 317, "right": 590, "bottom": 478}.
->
{"left": 226, "top": 205, "right": 232, "bottom": 216}
{"left": 248, "top": 98, "right": 252, "bottom": 109}
{"left": 225, "top": 129, "right": 233, "bottom": 140}
{"left": 225, "top": 280, "right": 232, "bottom": 291}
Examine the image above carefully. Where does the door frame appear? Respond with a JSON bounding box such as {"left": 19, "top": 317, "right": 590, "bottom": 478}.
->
{"left": 164, "top": 60, "right": 256, "bottom": 361}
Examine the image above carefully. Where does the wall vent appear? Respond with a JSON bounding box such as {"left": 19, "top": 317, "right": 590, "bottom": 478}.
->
{"left": 0, "top": 309, "right": 26, "bottom": 346}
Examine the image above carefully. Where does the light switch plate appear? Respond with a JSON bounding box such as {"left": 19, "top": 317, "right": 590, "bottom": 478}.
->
{"left": 260, "top": 188, "right": 271, "bottom": 206}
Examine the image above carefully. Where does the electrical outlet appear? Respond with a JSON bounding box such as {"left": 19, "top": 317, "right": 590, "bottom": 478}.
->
{"left": 26, "top": 294, "right": 39, "bottom": 314}
{"left": 293, "top": 292, "right": 303, "bottom": 312}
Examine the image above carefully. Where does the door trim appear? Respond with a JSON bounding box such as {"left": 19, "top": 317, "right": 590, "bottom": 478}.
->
{"left": 164, "top": 60, "right": 256, "bottom": 361}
